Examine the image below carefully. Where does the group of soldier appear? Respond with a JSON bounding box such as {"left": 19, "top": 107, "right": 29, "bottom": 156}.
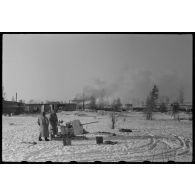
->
{"left": 37, "top": 109, "right": 58, "bottom": 141}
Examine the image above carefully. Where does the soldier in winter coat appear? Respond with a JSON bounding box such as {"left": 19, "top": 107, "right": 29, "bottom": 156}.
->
{"left": 49, "top": 109, "right": 58, "bottom": 138}
{"left": 37, "top": 111, "right": 50, "bottom": 141}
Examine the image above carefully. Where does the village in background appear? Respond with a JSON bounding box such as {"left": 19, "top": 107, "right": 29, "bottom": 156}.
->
{"left": 2, "top": 85, "right": 192, "bottom": 119}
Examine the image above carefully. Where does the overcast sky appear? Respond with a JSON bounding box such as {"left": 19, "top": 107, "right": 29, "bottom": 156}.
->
{"left": 3, "top": 34, "right": 192, "bottom": 104}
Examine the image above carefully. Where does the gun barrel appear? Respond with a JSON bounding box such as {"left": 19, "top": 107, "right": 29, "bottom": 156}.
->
{"left": 81, "top": 121, "right": 98, "bottom": 126}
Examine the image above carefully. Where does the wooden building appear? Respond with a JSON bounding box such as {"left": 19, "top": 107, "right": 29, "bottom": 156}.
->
{"left": 3, "top": 100, "right": 18, "bottom": 115}
{"left": 58, "top": 103, "right": 76, "bottom": 111}
{"left": 3, "top": 100, "right": 81, "bottom": 115}
{"left": 24, "top": 104, "right": 52, "bottom": 113}
{"left": 2, "top": 100, "right": 25, "bottom": 115}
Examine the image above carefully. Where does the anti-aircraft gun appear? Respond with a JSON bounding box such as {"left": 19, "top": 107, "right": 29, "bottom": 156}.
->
{"left": 59, "top": 120, "right": 98, "bottom": 137}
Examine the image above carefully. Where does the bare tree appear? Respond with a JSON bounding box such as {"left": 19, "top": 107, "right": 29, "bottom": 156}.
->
{"left": 110, "top": 112, "right": 117, "bottom": 129}
{"left": 89, "top": 96, "right": 96, "bottom": 110}
{"left": 116, "top": 98, "right": 122, "bottom": 111}
{"left": 145, "top": 96, "right": 153, "bottom": 120}
{"left": 112, "top": 97, "right": 122, "bottom": 111}
{"left": 171, "top": 102, "right": 180, "bottom": 120}
{"left": 179, "top": 88, "right": 184, "bottom": 104}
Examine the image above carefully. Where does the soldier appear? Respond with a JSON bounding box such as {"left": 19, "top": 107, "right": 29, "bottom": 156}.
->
{"left": 37, "top": 111, "right": 50, "bottom": 141}
{"left": 49, "top": 108, "right": 58, "bottom": 138}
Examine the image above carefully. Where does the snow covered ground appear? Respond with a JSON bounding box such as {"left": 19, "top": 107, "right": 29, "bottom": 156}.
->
{"left": 2, "top": 111, "right": 192, "bottom": 162}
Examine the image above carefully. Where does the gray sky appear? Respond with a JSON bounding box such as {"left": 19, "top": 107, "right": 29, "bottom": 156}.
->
{"left": 3, "top": 34, "right": 192, "bottom": 104}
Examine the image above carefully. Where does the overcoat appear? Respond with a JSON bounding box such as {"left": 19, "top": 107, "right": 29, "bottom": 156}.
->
{"left": 38, "top": 112, "right": 49, "bottom": 137}
{"left": 49, "top": 111, "right": 58, "bottom": 133}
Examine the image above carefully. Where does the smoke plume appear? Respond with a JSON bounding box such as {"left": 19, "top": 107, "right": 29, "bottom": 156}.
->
{"left": 74, "top": 64, "right": 192, "bottom": 105}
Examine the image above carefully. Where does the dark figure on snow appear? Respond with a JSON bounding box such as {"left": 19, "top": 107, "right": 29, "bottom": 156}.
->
{"left": 49, "top": 109, "right": 58, "bottom": 138}
{"left": 37, "top": 111, "right": 50, "bottom": 141}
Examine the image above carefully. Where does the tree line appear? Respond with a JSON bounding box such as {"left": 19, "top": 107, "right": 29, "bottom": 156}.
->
{"left": 2, "top": 84, "right": 188, "bottom": 120}
{"left": 144, "top": 85, "right": 186, "bottom": 120}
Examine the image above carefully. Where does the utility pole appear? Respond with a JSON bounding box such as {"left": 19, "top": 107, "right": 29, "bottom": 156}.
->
{"left": 82, "top": 92, "right": 85, "bottom": 110}
{"left": 16, "top": 92, "right": 17, "bottom": 102}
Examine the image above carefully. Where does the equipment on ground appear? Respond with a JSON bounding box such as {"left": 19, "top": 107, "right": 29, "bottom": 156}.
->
{"left": 96, "top": 136, "right": 103, "bottom": 144}
{"left": 62, "top": 137, "right": 71, "bottom": 146}
{"left": 60, "top": 120, "right": 98, "bottom": 136}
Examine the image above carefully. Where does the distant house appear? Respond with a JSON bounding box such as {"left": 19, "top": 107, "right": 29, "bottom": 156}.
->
{"left": 24, "top": 104, "right": 51, "bottom": 113}
{"left": 3, "top": 101, "right": 76, "bottom": 115}
{"left": 125, "top": 104, "right": 133, "bottom": 111}
{"left": 176, "top": 102, "right": 192, "bottom": 112}
{"left": 3, "top": 100, "right": 18, "bottom": 115}
{"left": 24, "top": 104, "right": 42, "bottom": 113}
{"left": 58, "top": 103, "right": 77, "bottom": 111}
{"left": 17, "top": 102, "right": 25, "bottom": 114}
{"left": 71, "top": 99, "right": 85, "bottom": 110}
{"left": 132, "top": 106, "right": 145, "bottom": 112}
{"left": 2, "top": 100, "right": 25, "bottom": 115}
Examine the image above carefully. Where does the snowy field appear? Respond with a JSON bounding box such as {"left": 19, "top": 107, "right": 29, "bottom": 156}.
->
{"left": 2, "top": 111, "right": 192, "bottom": 162}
